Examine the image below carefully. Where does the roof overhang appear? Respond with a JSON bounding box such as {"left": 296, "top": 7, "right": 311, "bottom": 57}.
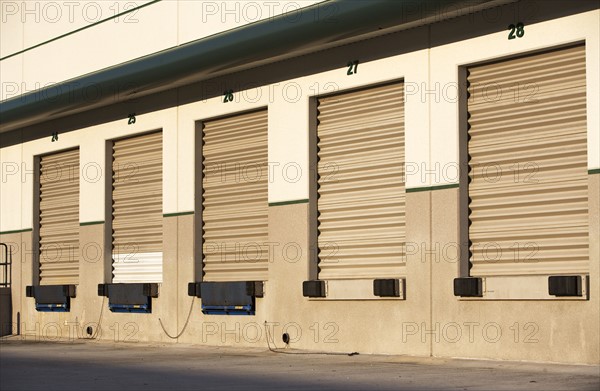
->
{"left": 0, "top": 0, "right": 511, "bottom": 133}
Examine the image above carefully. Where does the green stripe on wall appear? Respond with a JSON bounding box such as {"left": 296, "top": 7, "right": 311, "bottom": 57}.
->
{"left": 0, "top": 228, "right": 33, "bottom": 235}
{"left": 80, "top": 221, "right": 104, "bottom": 226}
{"left": 269, "top": 199, "right": 309, "bottom": 207}
{"left": 406, "top": 184, "right": 459, "bottom": 193}
{"left": 589, "top": 169, "right": 600, "bottom": 175}
{"left": 163, "top": 211, "right": 195, "bottom": 218}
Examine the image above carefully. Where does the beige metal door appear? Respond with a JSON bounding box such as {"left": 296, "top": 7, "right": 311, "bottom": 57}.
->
{"left": 202, "top": 110, "right": 269, "bottom": 282}
{"left": 39, "top": 149, "right": 80, "bottom": 285}
{"left": 467, "top": 44, "right": 588, "bottom": 276}
{"left": 112, "top": 131, "right": 163, "bottom": 283}
{"left": 317, "top": 82, "right": 406, "bottom": 280}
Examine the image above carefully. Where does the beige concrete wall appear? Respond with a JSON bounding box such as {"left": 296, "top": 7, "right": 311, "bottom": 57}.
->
{"left": 0, "top": 2, "right": 598, "bottom": 364}
{"left": 87, "top": 216, "right": 178, "bottom": 343}
{"left": 428, "top": 185, "right": 599, "bottom": 364}
{"left": 0, "top": 225, "right": 105, "bottom": 340}
{"left": 0, "top": 144, "right": 23, "bottom": 232}
{"left": 3, "top": 6, "right": 598, "bottom": 232}
{"left": 177, "top": 202, "right": 431, "bottom": 355}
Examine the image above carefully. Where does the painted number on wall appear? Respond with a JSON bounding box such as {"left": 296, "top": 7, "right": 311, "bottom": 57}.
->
{"left": 128, "top": 113, "right": 136, "bottom": 125}
{"left": 508, "top": 23, "right": 525, "bottom": 40}
{"left": 346, "top": 60, "right": 359, "bottom": 75}
{"left": 223, "top": 89, "right": 234, "bottom": 103}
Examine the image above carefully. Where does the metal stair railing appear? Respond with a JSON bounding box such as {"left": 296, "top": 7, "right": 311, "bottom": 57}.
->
{"left": 0, "top": 243, "right": 11, "bottom": 288}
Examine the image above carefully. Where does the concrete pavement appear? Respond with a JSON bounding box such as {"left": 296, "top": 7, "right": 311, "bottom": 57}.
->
{"left": 1, "top": 338, "right": 598, "bottom": 390}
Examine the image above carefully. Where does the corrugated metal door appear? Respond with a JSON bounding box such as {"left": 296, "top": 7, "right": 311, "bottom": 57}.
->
{"left": 467, "top": 44, "right": 588, "bottom": 276}
{"left": 317, "top": 82, "right": 406, "bottom": 280}
{"left": 112, "top": 131, "right": 163, "bottom": 283}
{"left": 39, "top": 149, "right": 79, "bottom": 285}
{"left": 202, "top": 110, "right": 269, "bottom": 282}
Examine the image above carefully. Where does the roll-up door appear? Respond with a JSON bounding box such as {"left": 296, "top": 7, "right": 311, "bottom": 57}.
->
{"left": 467, "top": 44, "right": 588, "bottom": 276}
{"left": 112, "top": 131, "right": 163, "bottom": 283}
{"left": 317, "top": 82, "right": 405, "bottom": 280}
{"left": 39, "top": 149, "right": 79, "bottom": 285}
{"left": 202, "top": 110, "right": 269, "bottom": 282}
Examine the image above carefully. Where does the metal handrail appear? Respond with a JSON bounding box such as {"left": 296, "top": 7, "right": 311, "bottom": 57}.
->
{"left": 0, "top": 243, "right": 11, "bottom": 288}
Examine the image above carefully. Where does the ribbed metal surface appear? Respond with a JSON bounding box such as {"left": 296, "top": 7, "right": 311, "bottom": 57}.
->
{"left": 39, "top": 149, "right": 79, "bottom": 285}
{"left": 467, "top": 44, "right": 588, "bottom": 276}
{"left": 202, "top": 110, "right": 269, "bottom": 281}
{"left": 317, "top": 82, "right": 406, "bottom": 280}
{"left": 112, "top": 131, "right": 163, "bottom": 283}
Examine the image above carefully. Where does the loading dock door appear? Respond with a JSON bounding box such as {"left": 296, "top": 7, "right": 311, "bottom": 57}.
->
{"left": 202, "top": 110, "right": 269, "bottom": 282}
{"left": 467, "top": 44, "right": 588, "bottom": 276}
{"left": 39, "top": 149, "right": 80, "bottom": 285}
{"left": 112, "top": 131, "right": 163, "bottom": 283}
{"left": 316, "top": 82, "right": 406, "bottom": 280}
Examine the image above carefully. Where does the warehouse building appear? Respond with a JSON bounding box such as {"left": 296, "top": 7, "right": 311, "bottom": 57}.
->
{"left": 0, "top": 0, "right": 598, "bottom": 364}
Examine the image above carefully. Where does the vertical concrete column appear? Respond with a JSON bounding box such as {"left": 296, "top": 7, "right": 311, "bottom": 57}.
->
{"left": 175, "top": 213, "right": 196, "bottom": 343}
{"left": 404, "top": 191, "right": 433, "bottom": 356}
{"left": 78, "top": 223, "right": 106, "bottom": 339}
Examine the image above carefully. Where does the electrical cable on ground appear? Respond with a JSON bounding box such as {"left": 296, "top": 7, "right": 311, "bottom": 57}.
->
{"left": 264, "top": 321, "right": 358, "bottom": 356}
{"left": 90, "top": 296, "right": 105, "bottom": 340}
{"left": 159, "top": 297, "right": 196, "bottom": 339}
